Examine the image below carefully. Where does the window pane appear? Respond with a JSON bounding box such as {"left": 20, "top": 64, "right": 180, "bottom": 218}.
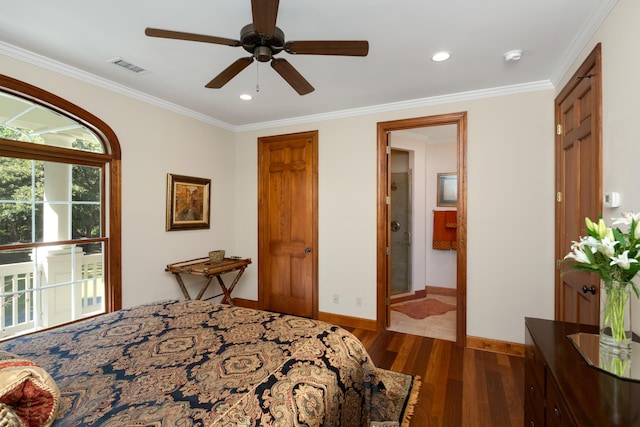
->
{"left": 0, "top": 202, "right": 33, "bottom": 245}
{"left": 0, "top": 243, "right": 106, "bottom": 337}
{"left": 72, "top": 204, "right": 101, "bottom": 238}
{"left": 0, "top": 157, "right": 42, "bottom": 201}
{"left": 78, "top": 242, "right": 105, "bottom": 314}
{"left": 0, "top": 92, "right": 104, "bottom": 153}
{"left": 72, "top": 165, "right": 100, "bottom": 202}
{"left": 0, "top": 248, "right": 35, "bottom": 335}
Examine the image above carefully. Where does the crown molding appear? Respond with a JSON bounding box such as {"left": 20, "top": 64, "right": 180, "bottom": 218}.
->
{"left": 1, "top": 41, "right": 553, "bottom": 134}
{"left": 0, "top": 41, "right": 235, "bottom": 131}
{"left": 234, "top": 80, "right": 554, "bottom": 132}
{"left": 550, "top": 0, "right": 618, "bottom": 86}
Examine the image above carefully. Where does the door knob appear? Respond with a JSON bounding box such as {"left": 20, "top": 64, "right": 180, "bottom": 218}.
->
{"left": 582, "top": 285, "right": 596, "bottom": 295}
{"left": 304, "top": 248, "right": 311, "bottom": 254}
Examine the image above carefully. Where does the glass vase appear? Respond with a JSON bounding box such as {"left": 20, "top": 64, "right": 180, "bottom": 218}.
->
{"left": 600, "top": 280, "right": 632, "bottom": 353}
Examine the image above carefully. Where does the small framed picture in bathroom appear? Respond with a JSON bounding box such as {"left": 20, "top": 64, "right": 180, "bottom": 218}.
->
{"left": 437, "top": 172, "right": 457, "bottom": 207}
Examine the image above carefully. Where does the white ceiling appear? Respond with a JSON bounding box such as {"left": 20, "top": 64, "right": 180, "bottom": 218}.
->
{"left": 0, "top": 0, "right": 616, "bottom": 129}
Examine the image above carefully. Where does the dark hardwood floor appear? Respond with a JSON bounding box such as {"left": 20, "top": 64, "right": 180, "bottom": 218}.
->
{"left": 344, "top": 327, "right": 525, "bottom": 426}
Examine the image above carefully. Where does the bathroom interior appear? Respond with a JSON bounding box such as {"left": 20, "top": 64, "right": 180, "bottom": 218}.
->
{"left": 388, "top": 124, "right": 458, "bottom": 341}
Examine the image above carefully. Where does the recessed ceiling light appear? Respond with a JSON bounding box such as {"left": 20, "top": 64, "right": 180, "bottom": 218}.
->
{"left": 240, "top": 94, "right": 252, "bottom": 101}
{"left": 432, "top": 51, "right": 450, "bottom": 62}
{"left": 504, "top": 49, "right": 523, "bottom": 62}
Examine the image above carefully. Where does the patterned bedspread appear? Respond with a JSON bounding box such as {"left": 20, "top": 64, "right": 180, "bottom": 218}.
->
{"left": 0, "top": 300, "right": 399, "bottom": 426}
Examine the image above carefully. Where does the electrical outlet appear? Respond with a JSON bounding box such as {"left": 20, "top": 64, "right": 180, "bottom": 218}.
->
{"left": 333, "top": 294, "right": 339, "bottom": 304}
{"left": 356, "top": 297, "right": 362, "bottom": 307}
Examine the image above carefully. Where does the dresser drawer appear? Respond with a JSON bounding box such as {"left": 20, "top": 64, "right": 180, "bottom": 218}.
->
{"left": 524, "top": 392, "right": 543, "bottom": 427}
{"left": 546, "top": 375, "right": 575, "bottom": 427}
{"left": 524, "top": 363, "right": 544, "bottom": 425}
{"left": 525, "top": 330, "right": 545, "bottom": 393}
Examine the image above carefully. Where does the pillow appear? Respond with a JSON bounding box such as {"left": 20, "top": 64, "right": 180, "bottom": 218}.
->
{"left": 0, "top": 351, "right": 59, "bottom": 427}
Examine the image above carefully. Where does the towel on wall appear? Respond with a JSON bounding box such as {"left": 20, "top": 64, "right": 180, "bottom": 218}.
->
{"left": 433, "top": 210, "right": 457, "bottom": 250}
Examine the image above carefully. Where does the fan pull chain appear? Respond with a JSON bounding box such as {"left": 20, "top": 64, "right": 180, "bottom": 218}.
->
{"left": 256, "top": 63, "right": 260, "bottom": 93}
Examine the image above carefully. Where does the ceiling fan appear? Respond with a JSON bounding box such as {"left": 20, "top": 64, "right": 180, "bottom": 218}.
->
{"left": 145, "top": 0, "right": 369, "bottom": 95}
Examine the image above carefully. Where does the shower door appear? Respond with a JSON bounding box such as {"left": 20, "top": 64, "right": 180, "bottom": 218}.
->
{"left": 390, "top": 171, "right": 412, "bottom": 295}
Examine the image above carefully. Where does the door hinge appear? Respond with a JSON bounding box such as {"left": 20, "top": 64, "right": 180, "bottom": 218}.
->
{"left": 556, "top": 192, "right": 562, "bottom": 202}
{"left": 386, "top": 297, "right": 391, "bottom": 305}
{"left": 556, "top": 124, "right": 562, "bottom": 135}
{"left": 556, "top": 259, "right": 562, "bottom": 270}
{"left": 386, "top": 247, "right": 391, "bottom": 255}
{"left": 386, "top": 196, "right": 391, "bottom": 205}
{"left": 386, "top": 146, "right": 391, "bottom": 154}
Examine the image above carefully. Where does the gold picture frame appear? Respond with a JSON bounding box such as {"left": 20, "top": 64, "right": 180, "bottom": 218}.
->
{"left": 166, "top": 173, "right": 211, "bottom": 231}
{"left": 437, "top": 172, "right": 458, "bottom": 207}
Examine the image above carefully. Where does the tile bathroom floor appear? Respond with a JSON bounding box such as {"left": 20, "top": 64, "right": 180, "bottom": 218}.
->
{"left": 387, "top": 293, "right": 456, "bottom": 342}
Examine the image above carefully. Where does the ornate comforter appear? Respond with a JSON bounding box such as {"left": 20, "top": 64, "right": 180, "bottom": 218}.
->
{"left": 0, "top": 300, "right": 399, "bottom": 426}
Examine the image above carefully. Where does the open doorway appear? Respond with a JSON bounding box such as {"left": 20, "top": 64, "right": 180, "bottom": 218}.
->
{"left": 376, "top": 112, "right": 467, "bottom": 347}
{"left": 388, "top": 126, "right": 458, "bottom": 341}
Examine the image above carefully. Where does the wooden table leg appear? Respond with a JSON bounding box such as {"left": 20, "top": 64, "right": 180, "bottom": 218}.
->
{"left": 215, "top": 267, "right": 247, "bottom": 305}
{"left": 216, "top": 276, "right": 232, "bottom": 305}
{"left": 194, "top": 276, "right": 214, "bottom": 300}
{"left": 174, "top": 273, "right": 192, "bottom": 300}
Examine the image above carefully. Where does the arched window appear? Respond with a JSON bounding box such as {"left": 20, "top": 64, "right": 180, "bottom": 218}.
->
{"left": 0, "top": 74, "right": 121, "bottom": 339}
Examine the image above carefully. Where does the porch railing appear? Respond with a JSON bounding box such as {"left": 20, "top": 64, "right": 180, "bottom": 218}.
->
{"left": 0, "top": 253, "right": 104, "bottom": 338}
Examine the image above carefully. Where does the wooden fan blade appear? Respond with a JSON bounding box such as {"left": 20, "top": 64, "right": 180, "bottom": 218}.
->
{"left": 206, "top": 57, "right": 254, "bottom": 88}
{"left": 285, "top": 40, "right": 369, "bottom": 56}
{"left": 251, "top": 0, "right": 279, "bottom": 36}
{"left": 271, "top": 58, "right": 314, "bottom": 95}
{"left": 145, "top": 27, "right": 241, "bottom": 47}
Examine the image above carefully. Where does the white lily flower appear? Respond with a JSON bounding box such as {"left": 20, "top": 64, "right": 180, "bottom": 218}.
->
{"left": 598, "top": 236, "right": 618, "bottom": 258}
{"left": 564, "top": 246, "right": 591, "bottom": 264}
{"left": 578, "top": 236, "right": 599, "bottom": 253}
{"left": 612, "top": 212, "right": 640, "bottom": 226}
{"left": 609, "top": 250, "right": 639, "bottom": 270}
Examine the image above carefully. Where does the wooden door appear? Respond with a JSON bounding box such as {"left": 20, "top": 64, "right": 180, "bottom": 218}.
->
{"left": 258, "top": 130, "right": 318, "bottom": 318}
{"left": 555, "top": 44, "right": 602, "bottom": 325}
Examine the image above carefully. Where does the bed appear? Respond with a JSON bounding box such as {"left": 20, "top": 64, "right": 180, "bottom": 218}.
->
{"left": 0, "top": 300, "right": 405, "bottom": 426}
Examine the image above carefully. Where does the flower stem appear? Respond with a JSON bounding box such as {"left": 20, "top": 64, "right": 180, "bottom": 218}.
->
{"left": 603, "top": 282, "right": 630, "bottom": 343}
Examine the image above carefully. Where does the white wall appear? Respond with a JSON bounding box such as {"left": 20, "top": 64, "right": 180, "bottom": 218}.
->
{"left": 0, "top": 53, "right": 237, "bottom": 308}
{"left": 425, "top": 142, "right": 457, "bottom": 289}
{"left": 234, "top": 91, "right": 556, "bottom": 343}
{"left": 557, "top": 0, "right": 640, "bottom": 333}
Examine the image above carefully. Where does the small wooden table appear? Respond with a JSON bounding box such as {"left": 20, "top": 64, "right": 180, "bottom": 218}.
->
{"left": 165, "top": 257, "right": 251, "bottom": 304}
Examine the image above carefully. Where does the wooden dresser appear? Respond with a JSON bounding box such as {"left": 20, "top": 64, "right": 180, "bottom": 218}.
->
{"left": 525, "top": 318, "right": 640, "bottom": 426}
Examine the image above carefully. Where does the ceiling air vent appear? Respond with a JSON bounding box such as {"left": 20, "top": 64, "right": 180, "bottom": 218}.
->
{"left": 107, "top": 57, "right": 148, "bottom": 74}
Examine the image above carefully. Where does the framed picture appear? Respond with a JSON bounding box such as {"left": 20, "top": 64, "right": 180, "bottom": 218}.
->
{"left": 437, "top": 172, "right": 458, "bottom": 207}
{"left": 166, "top": 173, "right": 211, "bottom": 231}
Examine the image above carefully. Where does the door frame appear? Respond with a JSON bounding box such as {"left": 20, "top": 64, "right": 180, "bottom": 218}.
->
{"left": 376, "top": 112, "right": 467, "bottom": 346}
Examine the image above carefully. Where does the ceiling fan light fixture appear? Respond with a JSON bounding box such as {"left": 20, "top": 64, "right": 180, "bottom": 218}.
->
{"left": 432, "top": 51, "right": 451, "bottom": 62}
{"left": 254, "top": 46, "right": 272, "bottom": 62}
